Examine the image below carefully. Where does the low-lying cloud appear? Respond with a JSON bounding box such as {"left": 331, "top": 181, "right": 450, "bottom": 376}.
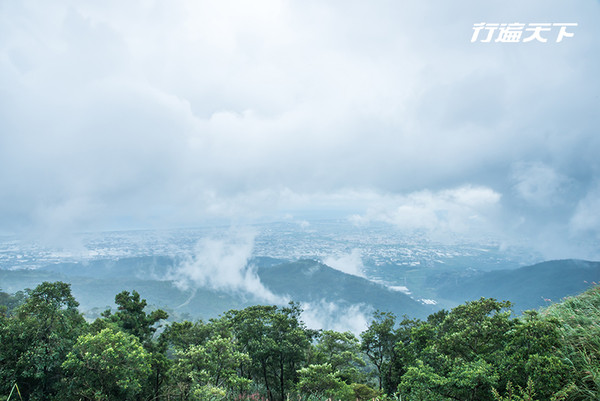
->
{"left": 301, "top": 301, "right": 372, "bottom": 335}
{"left": 323, "top": 249, "right": 366, "bottom": 278}
{"left": 168, "top": 230, "right": 286, "bottom": 304}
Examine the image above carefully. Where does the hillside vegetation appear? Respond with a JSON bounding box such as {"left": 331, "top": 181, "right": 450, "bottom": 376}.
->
{"left": 0, "top": 282, "right": 599, "bottom": 401}
{"left": 542, "top": 285, "right": 600, "bottom": 400}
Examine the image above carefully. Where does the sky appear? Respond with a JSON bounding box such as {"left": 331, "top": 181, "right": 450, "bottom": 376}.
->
{"left": 1, "top": 0, "right": 599, "bottom": 259}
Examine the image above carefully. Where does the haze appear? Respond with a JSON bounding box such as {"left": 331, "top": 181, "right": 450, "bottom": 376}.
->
{"left": 1, "top": 1, "right": 599, "bottom": 259}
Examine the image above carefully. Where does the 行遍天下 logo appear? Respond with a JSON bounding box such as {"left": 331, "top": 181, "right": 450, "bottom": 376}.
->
{"left": 471, "top": 23, "right": 578, "bottom": 43}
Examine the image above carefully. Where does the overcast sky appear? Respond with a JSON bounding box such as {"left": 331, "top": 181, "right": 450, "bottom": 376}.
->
{"left": 1, "top": 1, "right": 599, "bottom": 259}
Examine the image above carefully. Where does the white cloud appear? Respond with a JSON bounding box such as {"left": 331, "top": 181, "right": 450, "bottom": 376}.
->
{"left": 301, "top": 301, "right": 371, "bottom": 335}
{"left": 511, "top": 162, "right": 571, "bottom": 207}
{"left": 351, "top": 186, "right": 502, "bottom": 239}
{"left": 168, "top": 230, "right": 286, "bottom": 304}
{"left": 323, "top": 249, "right": 366, "bottom": 278}
{"left": 570, "top": 184, "right": 600, "bottom": 239}
{"left": 388, "top": 285, "right": 411, "bottom": 295}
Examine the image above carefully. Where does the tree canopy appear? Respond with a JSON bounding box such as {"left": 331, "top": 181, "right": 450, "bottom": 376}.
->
{"left": 1, "top": 281, "right": 598, "bottom": 401}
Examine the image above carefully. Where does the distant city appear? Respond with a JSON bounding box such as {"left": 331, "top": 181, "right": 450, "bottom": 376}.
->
{"left": 0, "top": 220, "right": 542, "bottom": 273}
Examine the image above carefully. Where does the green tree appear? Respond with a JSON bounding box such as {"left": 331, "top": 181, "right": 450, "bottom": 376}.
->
{"left": 102, "top": 290, "right": 168, "bottom": 346}
{"left": 166, "top": 335, "right": 251, "bottom": 400}
{"left": 226, "top": 305, "right": 278, "bottom": 398}
{"left": 0, "top": 289, "right": 26, "bottom": 317}
{"left": 296, "top": 363, "right": 354, "bottom": 401}
{"left": 361, "top": 311, "right": 396, "bottom": 391}
{"left": 386, "top": 316, "right": 422, "bottom": 393}
{"left": 311, "top": 330, "right": 366, "bottom": 383}
{"left": 542, "top": 285, "right": 600, "bottom": 401}
{"left": 100, "top": 290, "right": 169, "bottom": 400}
{"left": 227, "top": 303, "right": 314, "bottom": 401}
{"left": 497, "top": 311, "right": 570, "bottom": 399}
{"left": 398, "top": 298, "right": 513, "bottom": 401}
{"left": 384, "top": 298, "right": 578, "bottom": 401}
{"left": 160, "top": 320, "right": 212, "bottom": 354}
{"left": 270, "top": 303, "right": 314, "bottom": 400}
{"left": 61, "top": 327, "right": 151, "bottom": 401}
{"left": 0, "top": 282, "right": 86, "bottom": 401}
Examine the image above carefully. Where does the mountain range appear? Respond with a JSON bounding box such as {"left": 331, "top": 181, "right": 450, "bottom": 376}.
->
{"left": 0, "top": 256, "right": 431, "bottom": 321}
{"left": 1, "top": 257, "right": 598, "bottom": 322}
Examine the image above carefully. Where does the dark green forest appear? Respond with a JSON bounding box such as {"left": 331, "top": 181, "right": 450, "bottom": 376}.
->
{"left": 1, "top": 282, "right": 598, "bottom": 401}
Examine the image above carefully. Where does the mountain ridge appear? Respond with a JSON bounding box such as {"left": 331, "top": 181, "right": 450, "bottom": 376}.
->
{"left": 1, "top": 257, "right": 598, "bottom": 321}
{"left": 435, "top": 259, "right": 600, "bottom": 313}
{"left": 0, "top": 256, "right": 432, "bottom": 321}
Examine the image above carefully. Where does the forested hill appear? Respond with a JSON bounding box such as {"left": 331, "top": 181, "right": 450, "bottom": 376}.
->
{"left": 257, "top": 259, "right": 431, "bottom": 318}
{"left": 435, "top": 259, "right": 600, "bottom": 313}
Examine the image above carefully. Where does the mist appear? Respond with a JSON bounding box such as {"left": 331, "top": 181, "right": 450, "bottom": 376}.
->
{"left": 168, "top": 230, "right": 286, "bottom": 304}
{"left": 1, "top": 1, "right": 599, "bottom": 261}
{"left": 323, "top": 249, "right": 366, "bottom": 278}
{"left": 301, "top": 301, "right": 372, "bottom": 335}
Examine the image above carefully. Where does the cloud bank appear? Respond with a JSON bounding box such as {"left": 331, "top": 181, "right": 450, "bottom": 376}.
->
{"left": 1, "top": 1, "right": 599, "bottom": 259}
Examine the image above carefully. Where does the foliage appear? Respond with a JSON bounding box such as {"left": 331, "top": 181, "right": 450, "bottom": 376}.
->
{"left": 98, "top": 289, "right": 169, "bottom": 400}
{"left": 227, "top": 303, "right": 315, "bottom": 401}
{"left": 1, "top": 281, "right": 599, "bottom": 401}
{"left": 160, "top": 319, "right": 213, "bottom": 353}
{"left": 61, "top": 327, "right": 151, "bottom": 400}
{"left": 360, "top": 311, "right": 397, "bottom": 391}
{"left": 0, "top": 282, "right": 86, "bottom": 401}
{"left": 543, "top": 284, "right": 600, "bottom": 400}
{"left": 166, "top": 335, "right": 251, "bottom": 400}
{"left": 101, "top": 290, "right": 168, "bottom": 345}
{"left": 396, "top": 298, "right": 573, "bottom": 401}
{"left": 0, "top": 290, "right": 26, "bottom": 317}
{"left": 310, "top": 330, "right": 366, "bottom": 383}
{"left": 492, "top": 378, "right": 538, "bottom": 401}
{"left": 296, "top": 363, "right": 354, "bottom": 401}
{"left": 351, "top": 382, "right": 379, "bottom": 400}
